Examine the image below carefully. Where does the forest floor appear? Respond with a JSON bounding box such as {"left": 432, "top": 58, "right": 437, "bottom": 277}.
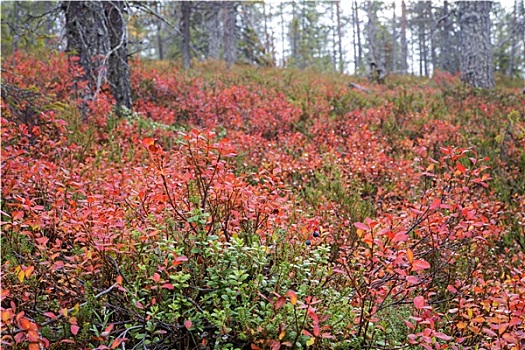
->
{"left": 2, "top": 53, "right": 525, "bottom": 349}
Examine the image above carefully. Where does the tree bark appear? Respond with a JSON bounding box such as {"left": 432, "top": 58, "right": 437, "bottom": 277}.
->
{"left": 62, "top": 1, "right": 109, "bottom": 93}
{"left": 506, "top": 0, "right": 518, "bottom": 76}
{"left": 400, "top": 0, "right": 408, "bottom": 74}
{"left": 223, "top": 1, "right": 237, "bottom": 67}
{"left": 155, "top": 2, "right": 164, "bottom": 60}
{"left": 105, "top": 1, "right": 132, "bottom": 116}
{"left": 458, "top": 1, "right": 495, "bottom": 89}
{"left": 336, "top": 0, "right": 344, "bottom": 73}
{"left": 354, "top": 1, "right": 363, "bottom": 71}
{"left": 181, "top": 0, "right": 191, "bottom": 69}
{"left": 62, "top": 0, "right": 131, "bottom": 115}
{"left": 392, "top": 2, "right": 397, "bottom": 72}
{"left": 206, "top": 1, "right": 221, "bottom": 60}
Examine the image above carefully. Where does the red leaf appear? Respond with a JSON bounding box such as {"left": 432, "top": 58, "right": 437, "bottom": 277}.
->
{"left": 313, "top": 322, "right": 320, "bottom": 337}
{"left": 434, "top": 332, "right": 452, "bottom": 341}
{"left": 274, "top": 296, "right": 286, "bottom": 310}
{"left": 404, "top": 320, "right": 415, "bottom": 329}
{"left": 456, "top": 163, "right": 467, "bottom": 174}
{"left": 482, "top": 327, "right": 497, "bottom": 337}
{"left": 414, "top": 295, "right": 426, "bottom": 309}
{"left": 406, "top": 276, "right": 419, "bottom": 284}
{"left": 43, "top": 312, "right": 56, "bottom": 319}
{"left": 161, "top": 283, "right": 174, "bottom": 290}
{"left": 151, "top": 273, "right": 161, "bottom": 282}
{"left": 447, "top": 284, "right": 457, "bottom": 293}
{"left": 430, "top": 198, "right": 441, "bottom": 210}
{"left": 184, "top": 319, "right": 192, "bottom": 330}
{"left": 354, "top": 222, "right": 369, "bottom": 231}
{"left": 71, "top": 324, "right": 80, "bottom": 335}
{"left": 392, "top": 232, "right": 409, "bottom": 243}
{"left": 412, "top": 259, "right": 431, "bottom": 271}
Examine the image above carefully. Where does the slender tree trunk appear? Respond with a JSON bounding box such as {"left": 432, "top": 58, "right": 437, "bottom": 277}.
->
{"left": 105, "top": 1, "right": 131, "bottom": 116}
{"left": 181, "top": 1, "right": 191, "bottom": 69}
{"left": 331, "top": 3, "right": 337, "bottom": 70}
{"left": 354, "top": 1, "right": 363, "bottom": 70}
{"left": 366, "top": 1, "right": 377, "bottom": 68}
{"left": 223, "top": 1, "right": 237, "bottom": 67}
{"left": 400, "top": 0, "right": 408, "bottom": 74}
{"left": 392, "top": 2, "right": 397, "bottom": 72}
{"left": 506, "top": 0, "right": 518, "bottom": 76}
{"left": 352, "top": 2, "right": 358, "bottom": 73}
{"left": 336, "top": 0, "right": 344, "bottom": 73}
{"left": 458, "top": 1, "right": 494, "bottom": 89}
{"left": 290, "top": 1, "right": 300, "bottom": 68}
{"left": 13, "top": 1, "right": 20, "bottom": 51}
{"left": 280, "top": 2, "right": 286, "bottom": 66}
{"left": 156, "top": 2, "right": 164, "bottom": 60}
{"left": 428, "top": 1, "right": 436, "bottom": 75}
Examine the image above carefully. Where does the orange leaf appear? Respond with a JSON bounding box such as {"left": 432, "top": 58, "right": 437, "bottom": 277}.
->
{"left": 111, "top": 338, "right": 127, "bottom": 349}
{"left": 28, "top": 343, "right": 40, "bottom": 350}
{"left": 12, "top": 211, "right": 24, "bottom": 220}
{"left": 287, "top": 290, "right": 297, "bottom": 306}
{"left": 406, "top": 248, "right": 414, "bottom": 263}
{"left": 24, "top": 266, "right": 34, "bottom": 278}
{"left": 18, "top": 317, "right": 31, "bottom": 330}
{"left": 501, "top": 333, "right": 518, "bottom": 344}
{"left": 142, "top": 137, "right": 154, "bottom": 146}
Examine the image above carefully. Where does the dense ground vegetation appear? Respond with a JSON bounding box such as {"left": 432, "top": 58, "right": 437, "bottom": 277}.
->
{"left": 1, "top": 52, "right": 524, "bottom": 350}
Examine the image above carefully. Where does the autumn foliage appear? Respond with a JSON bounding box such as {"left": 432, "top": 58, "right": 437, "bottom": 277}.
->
{"left": 1, "top": 52, "right": 525, "bottom": 349}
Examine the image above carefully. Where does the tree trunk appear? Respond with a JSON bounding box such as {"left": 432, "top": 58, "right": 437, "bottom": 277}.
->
{"left": 352, "top": 1, "right": 358, "bottom": 72}
{"left": 63, "top": 0, "right": 131, "bottom": 115}
{"left": 428, "top": 1, "right": 436, "bottom": 75}
{"left": 156, "top": 2, "right": 164, "bottom": 60}
{"left": 280, "top": 2, "right": 286, "bottom": 66}
{"left": 62, "top": 1, "right": 109, "bottom": 93}
{"left": 439, "top": 1, "right": 451, "bottom": 72}
{"left": 206, "top": 1, "right": 221, "bottom": 60}
{"left": 181, "top": 1, "right": 191, "bottom": 69}
{"left": 105, "top": 1, "right": 131, "bottom": 116}
{"left": 223, "top": 1, "right": 237, "bottom": 67}
{"left": 354, "top": 1, "right": 363, "bottom": 71}
{"left": 506, "top": 0, "right": 518, "bottom": 76}
{"left": 400, "top": 0, "right": 408, "bottom": 74}
{"left": 392, "top": 2, "right": 397, "bottom": 72}
{"left": 458, "top": 1, "right": 495, "bottom": 89}
{"left": 336, "top": 0, "right": 344, "bottom": 73}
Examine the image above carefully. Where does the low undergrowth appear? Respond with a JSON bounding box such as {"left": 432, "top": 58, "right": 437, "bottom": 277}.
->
{"left": 1, "top": 52, "right": 524, "bottom": 349}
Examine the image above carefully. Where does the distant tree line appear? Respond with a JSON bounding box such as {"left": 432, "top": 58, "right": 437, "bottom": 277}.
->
{"left": 1, "top": 1, "right": 523, "bottom": 99}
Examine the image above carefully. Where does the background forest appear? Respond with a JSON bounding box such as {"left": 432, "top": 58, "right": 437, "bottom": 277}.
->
{"left": 1, "top": 1, "right": 524, "bottom": 79}
{"left": 1, "top": 1, "right": 525, "bottom": 350}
